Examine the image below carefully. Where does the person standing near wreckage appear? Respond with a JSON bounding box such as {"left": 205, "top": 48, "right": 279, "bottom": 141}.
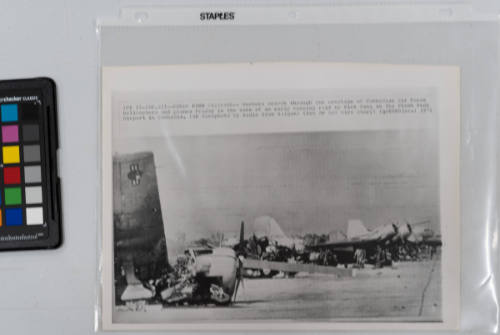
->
{"left": 374, "top": 245, "right": 384, "bottom": 268}
{"left": 354, "top": 248, "right": 366, "bottom": 268}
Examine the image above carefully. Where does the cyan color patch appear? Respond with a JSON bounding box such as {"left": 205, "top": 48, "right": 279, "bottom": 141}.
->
{"left": 5, "top": 208, "right": 22, "bottom": 226}
{"left": 1, "top": 104, "right": 18, "bottom": 122}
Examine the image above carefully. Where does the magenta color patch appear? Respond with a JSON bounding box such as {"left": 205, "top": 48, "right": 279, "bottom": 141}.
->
{"left": 2, "top": 125, "right": 18, "bottom": 143}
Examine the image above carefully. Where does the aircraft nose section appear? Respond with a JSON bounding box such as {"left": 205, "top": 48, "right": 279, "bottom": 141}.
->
{"left": 399, "top": 223, "right": 411, "bottom": 238}
{"left": 381, "top": 224, "right": 397, "bottom": 240}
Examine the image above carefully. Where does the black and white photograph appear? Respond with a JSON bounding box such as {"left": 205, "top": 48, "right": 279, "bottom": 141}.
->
{"left": 100, "top": 63, "right": 460, "bottom": 330}
{"left": 111, "top": 128, "right": 442, "bottom": 324}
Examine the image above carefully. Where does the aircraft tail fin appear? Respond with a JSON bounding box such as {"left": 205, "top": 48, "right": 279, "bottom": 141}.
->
{"left": 347, "top": 220, "right": 369, "bottom": 240}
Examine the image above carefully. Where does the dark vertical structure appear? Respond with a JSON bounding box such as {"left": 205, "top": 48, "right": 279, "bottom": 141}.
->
{"left": 113, "top": 152, "right": 168, "bottom": 303}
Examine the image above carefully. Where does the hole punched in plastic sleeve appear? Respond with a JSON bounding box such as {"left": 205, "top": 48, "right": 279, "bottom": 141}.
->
{"left": 134, "top": 11, "right": 149, "bottom": 23}
{"left": 439, "top": 7, "right": 454, "bottom": 17}
{"left": 288, "top": 10, "right": 298, "bottom": 20}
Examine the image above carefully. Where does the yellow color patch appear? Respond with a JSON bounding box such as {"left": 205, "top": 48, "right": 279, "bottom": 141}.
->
{"left": 3, "top": 146, "right": 20, "bottom": 164}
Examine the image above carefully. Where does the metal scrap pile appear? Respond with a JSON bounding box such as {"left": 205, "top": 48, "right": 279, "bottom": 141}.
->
{"left": 155, "top": 252, "right": 231, "bottom": 306}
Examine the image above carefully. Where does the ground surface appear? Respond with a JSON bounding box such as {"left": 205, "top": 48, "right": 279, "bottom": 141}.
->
{"left": 114, "top": 259, "right": 441, "bottom": 323}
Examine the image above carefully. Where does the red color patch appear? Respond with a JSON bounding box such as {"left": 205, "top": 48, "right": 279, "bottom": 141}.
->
{"left": 4, "top": 167, "right": 20, "bottom": 184}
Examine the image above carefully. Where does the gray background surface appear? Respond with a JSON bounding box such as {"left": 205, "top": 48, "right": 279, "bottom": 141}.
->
{"left": 0, "top": 1, "right": 499, "bottom": 334}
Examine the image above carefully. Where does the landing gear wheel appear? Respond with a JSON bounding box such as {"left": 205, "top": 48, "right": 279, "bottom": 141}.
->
{"left": 210, "top": 284, "right": 231, "bottom": 305}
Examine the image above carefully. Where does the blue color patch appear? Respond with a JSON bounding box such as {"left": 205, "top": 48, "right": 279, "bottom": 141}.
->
{"left": 5, "top": 208, "right": 22, "bottom": 226}
{"left": 1, "top": 104, "right": 18, "bottom": 122}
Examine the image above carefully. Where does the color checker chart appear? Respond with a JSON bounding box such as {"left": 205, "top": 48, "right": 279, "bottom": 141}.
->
{"left": 1, "top": 103, "right": 44, "bottom": 226}
{"left": 0, "top": 78, "right": 61, "bottom": 250}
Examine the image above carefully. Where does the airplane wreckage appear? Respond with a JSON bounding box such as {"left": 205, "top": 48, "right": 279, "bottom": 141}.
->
{"left": 113, "top": 152, "right": 441, "bottom": 306}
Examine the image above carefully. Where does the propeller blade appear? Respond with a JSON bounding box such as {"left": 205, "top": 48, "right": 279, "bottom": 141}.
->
{"left": 392, "top": 223, "right": 399, "bottom": 233}
{"left": 239, "top": 221, "right": 245, "bottom": 246}
{"left": 233, "top": 258, "right": 244, "bottom": 302}
{"left": 233, "top": 278, "right": 240, "bottom": 302}
{"left": 234, "top": 221, "right": 246, "bottom": 257}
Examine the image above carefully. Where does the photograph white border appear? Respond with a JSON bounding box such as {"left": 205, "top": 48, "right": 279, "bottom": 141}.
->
{"left": 100, "top": 62, "right": 460, "bottom": 331}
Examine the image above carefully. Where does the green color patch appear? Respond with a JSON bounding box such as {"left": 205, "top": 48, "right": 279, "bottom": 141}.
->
{"left": 5, "top": 187, "right": 22, "bottom": 205}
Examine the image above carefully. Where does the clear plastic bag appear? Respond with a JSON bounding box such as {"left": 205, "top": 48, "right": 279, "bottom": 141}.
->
{"left": 97, "top": 3, "right": 499, "bottom": 332}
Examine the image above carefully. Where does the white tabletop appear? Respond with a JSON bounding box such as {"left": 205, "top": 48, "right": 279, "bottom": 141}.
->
{"left": 0, "top": 1, "right": 115, "bottom": 333}
{"left": 1, "top": 1, "right": 499, "bottom": 334}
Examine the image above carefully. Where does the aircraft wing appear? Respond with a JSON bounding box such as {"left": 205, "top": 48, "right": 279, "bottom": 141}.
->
{"left": 422, "top": 237, "right": 442, "bottom": 247}
{"left": 242, "top": 258, "right": 353, "bottom": 277}
{"left": 307, "top": 238, "right": 379, "bottom": 251}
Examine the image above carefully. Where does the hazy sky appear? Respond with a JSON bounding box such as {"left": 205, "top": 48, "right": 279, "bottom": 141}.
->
{"left": 115, "top": 129, "right": 439, "bottom": 241}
